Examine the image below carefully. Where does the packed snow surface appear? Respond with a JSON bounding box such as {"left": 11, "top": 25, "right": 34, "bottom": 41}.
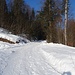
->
{"left": 0, "top": 41, "right": 75, "bottom": 75}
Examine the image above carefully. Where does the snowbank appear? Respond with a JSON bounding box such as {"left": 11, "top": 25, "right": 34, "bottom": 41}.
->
{"left": 0, "top": 28, "right": 29, "bottom": 44}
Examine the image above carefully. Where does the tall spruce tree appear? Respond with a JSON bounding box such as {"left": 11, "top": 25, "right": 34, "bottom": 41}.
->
{"left": 39, "top": 0, "right": 60, "bottom": 43}
{"left": 0, "top": 0, "right": 8, "bottom": 28}
{"left": 13, "top": 0, "right": 25, "bottom": 34}
{"left": 28, "top": 8, "right": 36, "bottom": 40}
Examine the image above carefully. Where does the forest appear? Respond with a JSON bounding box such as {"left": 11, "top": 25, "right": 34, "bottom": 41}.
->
{"left": 0, "top": 0, "right": 75, "bottom": 46}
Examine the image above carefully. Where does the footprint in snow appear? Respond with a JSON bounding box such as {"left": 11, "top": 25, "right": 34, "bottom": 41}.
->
{"left": 12, "top": 51, "right": 15, "bottom": 53}
{"left": 62, "top": 71, "right": 71, "bottom": 75}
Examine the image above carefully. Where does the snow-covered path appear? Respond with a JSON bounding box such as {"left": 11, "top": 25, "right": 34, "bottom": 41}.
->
{"left": 0, "top": 42, "right": 75, "bottom": 75}
{"left": 1, "top": 43, "right": 58, "bottom": 75}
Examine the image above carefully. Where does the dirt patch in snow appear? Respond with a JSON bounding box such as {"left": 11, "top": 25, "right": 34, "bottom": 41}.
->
{"left": 0, "top": 38, "right": 15, "bottom": 44}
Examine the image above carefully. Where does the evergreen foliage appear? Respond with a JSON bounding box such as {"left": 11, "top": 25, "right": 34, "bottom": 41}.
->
{"left": 37, "top": 0, "right": 61, "bottom": 43}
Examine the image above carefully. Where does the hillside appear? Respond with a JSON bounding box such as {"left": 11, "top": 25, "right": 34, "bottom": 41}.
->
{"left": 0, "top": 28, "right": 29, "bottom": 44}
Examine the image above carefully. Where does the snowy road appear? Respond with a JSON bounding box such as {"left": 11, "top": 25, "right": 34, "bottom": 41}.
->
{"left": 0, "top": 42, "right": 75, "bottom": 75}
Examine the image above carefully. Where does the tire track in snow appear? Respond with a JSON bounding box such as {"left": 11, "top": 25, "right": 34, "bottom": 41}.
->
{"left": 40, "top": 48, "right": 63, "bottom": 75}
{"left": 1, "top": 47, "right": 25, "bottom": 75}
{"left": 0, "top": 52, "right": 11, "bottom": 75}
{"left": 0, "top": 44, "right": 28, "bottom": 75}
{"left": 1, "top": 43, "right": 40, "bottom": 75}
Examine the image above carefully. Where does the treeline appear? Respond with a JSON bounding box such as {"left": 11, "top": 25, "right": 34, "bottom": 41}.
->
{"left": 0, "top": 0, "right": 75, "bottom": 46}
{"left": 0, "top": 0, "right": 36, "bottom": 39}
{"left": 35, "top": 0, "right": 75, "bottom": 46}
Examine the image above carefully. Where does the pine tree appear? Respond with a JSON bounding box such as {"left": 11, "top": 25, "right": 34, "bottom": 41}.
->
{"left": 0, "top": 0, "right": 8, "bottom": 28}
{"left": 13, "top": 0, "right": 25, "bottom": 34}
{"left": 39, "top": 0, "right": 60, "bottom": 43}
{"left": 30, "top": 8, "right": 35, "bottom": 21}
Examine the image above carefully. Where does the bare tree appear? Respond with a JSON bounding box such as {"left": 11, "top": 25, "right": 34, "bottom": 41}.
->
{"left": 64, "top": 0, "right": 68, "bottom": 45}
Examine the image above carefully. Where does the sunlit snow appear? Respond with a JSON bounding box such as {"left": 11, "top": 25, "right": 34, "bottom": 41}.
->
{"left": 0, "top": 41, "right": 75, "bottom": 75}
{"left": 0, "top": 28, "right": 75, "bottom": 75}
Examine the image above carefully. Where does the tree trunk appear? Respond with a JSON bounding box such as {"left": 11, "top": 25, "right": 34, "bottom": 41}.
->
{"left": 47, "top": 0, "right": 52, "bottom": 43}
{"left": 64, "top": 0, "right": 68, "bottom": 45}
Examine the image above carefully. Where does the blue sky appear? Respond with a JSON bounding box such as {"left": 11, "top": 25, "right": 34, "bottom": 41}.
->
{"left": 25, "top": 0, "right": 42, "bottom": 11}
{"left": 70, "top": 0, "right": 75, "bottom": 17}
{"left": 25, "top": 0, "right": 75, "bottom": 18}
